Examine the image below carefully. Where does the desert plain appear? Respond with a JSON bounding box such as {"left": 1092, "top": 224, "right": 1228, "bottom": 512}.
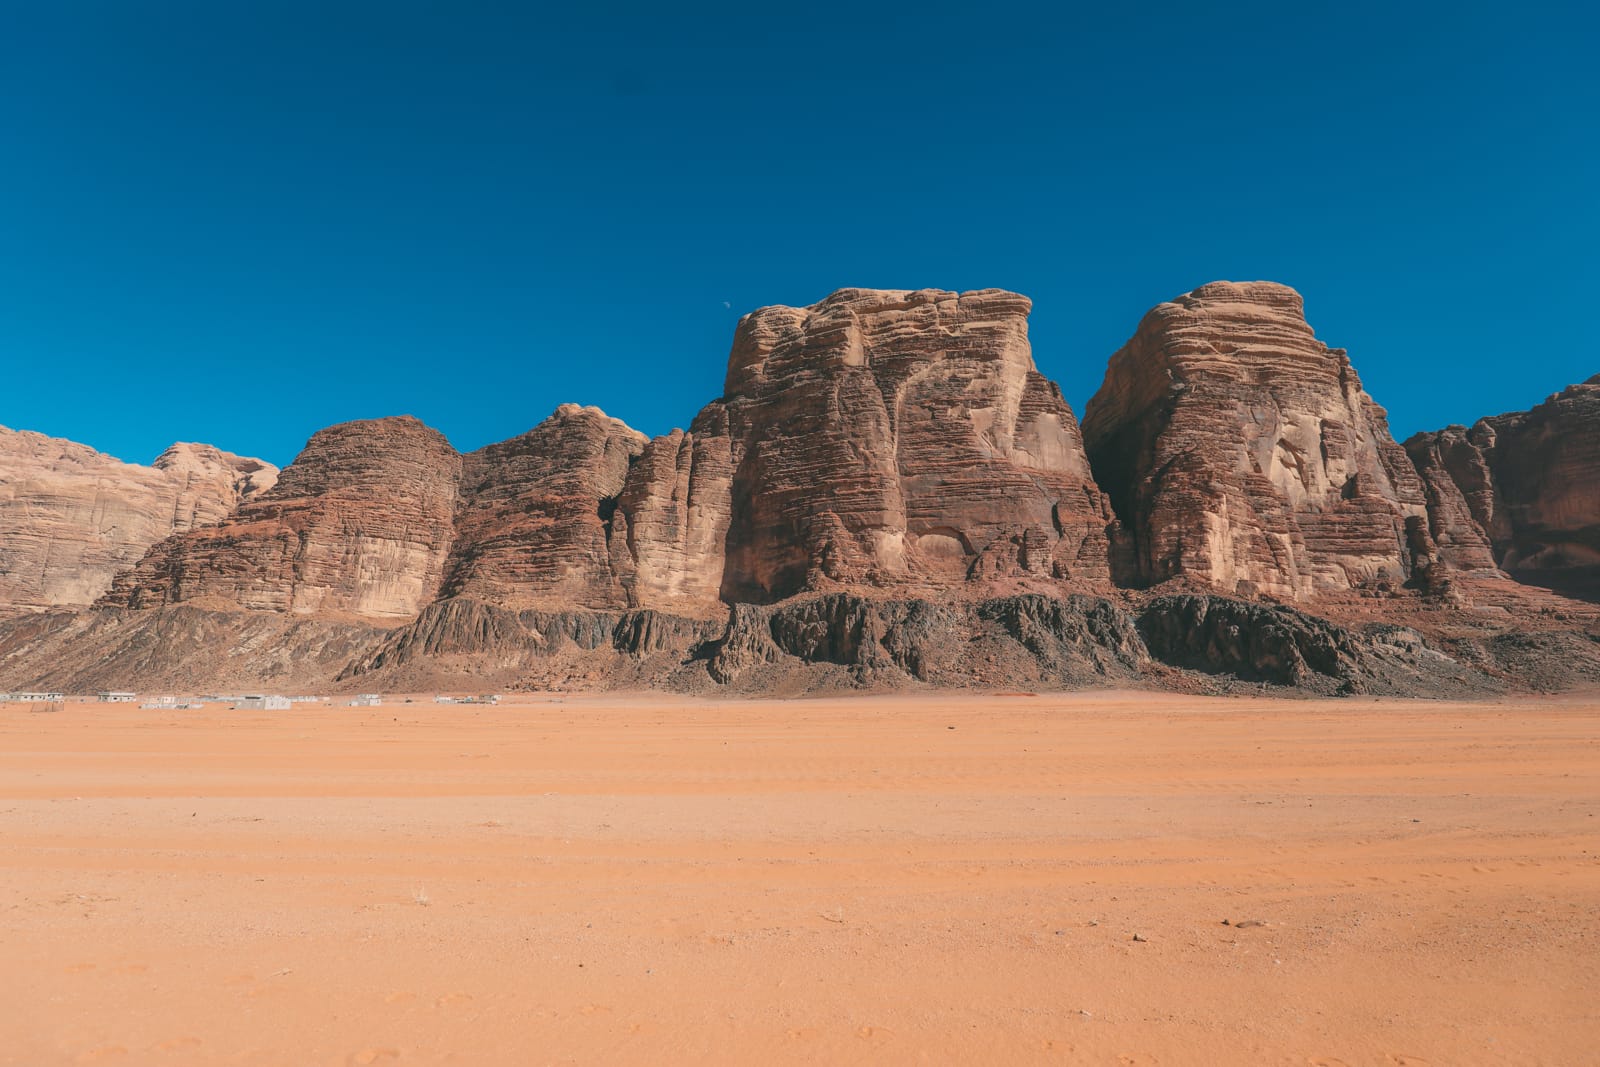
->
{"left": 1, "top": 692, "right": 1596, "bottom": 1066}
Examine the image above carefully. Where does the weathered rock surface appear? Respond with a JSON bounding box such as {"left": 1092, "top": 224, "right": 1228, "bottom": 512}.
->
{"left": 1083, "top": 282, "right": 1429, "bottom": 600}
{"left": 714, "top": 288, "right": 1122, "bottom": 603}
{"left": 4, "top": 283, "right": 1599, "bottom": 698}
{"left": 707, "top": 592, "right": 1148, "bottom": 689}
{"left": 340, "top": 596, "right": 719, "bottom": 680}
{"left": 1135, "top": 595, "right": 1512, "bottom": 696}
{"left": 4, "top": 589, "right": 1596, "bottom": 698}
{"left": 0, "top": 605, "right": 383, "bottom": 693}
{"left": 102, "top": 417, "right": 462, "bottom": 618}
{"left": 442, "top": 404, "right": 647, "bottom": 611}
{"left": 1137, "top": 595, "right": 1365, "bottom": 687}
{"left": 1402, "top": 426, "right": 1502, "bottom": 572}
{"left": 0, "top": 426, "right": 277, "bottom": 610}
{"left": 608, "top": 408, "right": 735, "bottom": 617}
{"left": 1408, "top": 376, "right": 1600, "bottom": 578}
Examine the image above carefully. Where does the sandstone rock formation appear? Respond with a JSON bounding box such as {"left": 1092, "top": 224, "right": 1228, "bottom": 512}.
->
{"left": 712, "top": 287, "right": 1121, "bottom": 603}
{"left": 5, "top": 281, "right": 1599, "bottom": 698}
{"left": 1402, "top": 426, "right": 1502, "bottom": 571}
{"left": 442, "top": 404, "right": 647, "bottom": 611}
{"left": 607, "top": 408, "right": 736, "bottom": 618}
{"left": 0, "top": 426, "right": 277, "bottom": 610}
{"left": 102, "top": 416, "right": 461, "bottom": 618}
{"left": 1083, "top": 282, "right": 1429, "bottom": 600}
{"left": 1408, "top": 376, "right": 1600, "bottom": 576}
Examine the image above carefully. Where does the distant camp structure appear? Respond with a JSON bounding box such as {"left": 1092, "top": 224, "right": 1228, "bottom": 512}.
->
{"left": 6, "top": 691, "right": 65, "bottom": 702}
{"left": 141, "top": 695, "right": 207, "bottom": 709}
{"left": 233, "top": 695, "right": 292, "bottom": 710}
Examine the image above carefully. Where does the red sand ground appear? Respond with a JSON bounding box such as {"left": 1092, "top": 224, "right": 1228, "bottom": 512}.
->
{"left": 2, "top": 692, "right": 1596, "bottom": 1065}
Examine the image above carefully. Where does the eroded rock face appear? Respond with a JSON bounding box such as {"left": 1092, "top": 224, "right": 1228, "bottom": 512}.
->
{"left": 714, "top": 288, "right": 1120, "bottom": 602}
{"left": 1082, "top": 281, "right": 1428, "bottom": 600}
{"left": 1403, "top": 426, "right": 1501, "bottom": 571}
{"left": 442, "top": 404, "right": 647, "bottom": 611}
{"left": 607, "top": 406, "right": 735, "bottom": 617}
{"left": 1409, "top": 377, "right": 1600, "bottom": 574}
{"left": 102, "top": 416, "right": 461, "bottom": 618}
{"left": 0, "top": 427, "right": 277, "bottom": 610}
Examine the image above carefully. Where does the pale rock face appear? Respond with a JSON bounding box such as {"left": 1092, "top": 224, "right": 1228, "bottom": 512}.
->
{"left": 1082, "top": 281, "right": 1428, "bottom": 599}
{"left": 608, "top": 406, "right": 735, "bottom": 617}
{"left": 712, "top": 287, "right": 1119, "bottom": 603}
{"left": 102, "top": 417, "right": 461, "bottom": 618}
{"left": 1410, "top": 376, "right": 1600, "bottom": 572}
{"left": 0, "top": 426, "right": 277, "bottom": 610}
{"left": 441, "top": 404, "right": 648, "bottom": 611}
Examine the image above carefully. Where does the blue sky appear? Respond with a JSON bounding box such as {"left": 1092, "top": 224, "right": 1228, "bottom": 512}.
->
{"left": 3, "top": 2, "right": 1596, "bottom": 467}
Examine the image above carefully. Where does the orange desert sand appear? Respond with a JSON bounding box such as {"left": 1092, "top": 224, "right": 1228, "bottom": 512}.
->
{"left": 2, "top": 692, "right": 1596, "bottom": 1066}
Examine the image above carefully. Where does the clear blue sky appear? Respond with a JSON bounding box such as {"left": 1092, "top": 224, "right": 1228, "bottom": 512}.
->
{"left": 3, "top": 2, "right": 1596, "bottom": 468}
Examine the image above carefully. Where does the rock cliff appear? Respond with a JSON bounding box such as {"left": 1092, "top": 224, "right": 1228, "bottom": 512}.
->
{"left": 4, "top": 282, "right": 1598, "bottom": 697}
{"left": 102, "top": 416, "right": 461, "bottom": 618}
{"left": 442, "top": 404, "right": 647, "bottom": 611}
{"left": 714, "top": 287, "right": 1121, "bottom": 603}
{"left": 1408, "top": 376, "right": 1600, "bottom": 576}
{"left": 1082, "top": 282, "right": 1429, "bottom": 600}
{"left": 608, "top": 407, "right": 735, "bottom": 617}
{"left": 0, "top": 426, "right": 277, "bottom": 610}
{"left": 1402, "top": 425, "right": 1502, "bottom": 572}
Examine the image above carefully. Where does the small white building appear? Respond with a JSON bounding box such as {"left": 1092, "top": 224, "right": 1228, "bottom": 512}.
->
{"left": 347, "top": 693, "right": 383, "bottom": 707}
{"left": 98, "top": 691, "right": 137, "bottom": 703}
{"left": 235, "top": 695, "right": 292, "bottom": 710}
{"left": 15, "top": 691, "right": 65, "bottom": 702}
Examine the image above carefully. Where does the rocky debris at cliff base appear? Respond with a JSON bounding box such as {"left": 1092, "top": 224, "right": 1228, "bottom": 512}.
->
{"left": 8, "top": 589, "right": 1593, "bottom": 699}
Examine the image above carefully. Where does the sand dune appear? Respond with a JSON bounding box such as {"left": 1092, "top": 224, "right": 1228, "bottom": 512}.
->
{"left": 2, "top": 692, "right": 1595, "bottom": 1065}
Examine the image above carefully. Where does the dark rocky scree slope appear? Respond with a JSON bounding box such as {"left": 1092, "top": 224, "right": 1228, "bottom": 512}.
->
{"left": 2, "top": 283, "right": 1597, "bottom": 697}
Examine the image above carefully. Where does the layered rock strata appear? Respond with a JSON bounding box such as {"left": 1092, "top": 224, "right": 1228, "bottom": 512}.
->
{"left": 1408, "top": 376, "right": 1600, "bottom": 574}
{"left": 0, "top": 427, "right": 277, "bottom": 610}
{"left": 442, "top": 404, "right": 647, "bottom": 611}
{"left": 102, "top": 417, "right": 461, "bottom": 618}
{"left": 607, "top": 408, "right": 736, "bottom": 617}
{"left": 713, "top": 287, "right": 1121, "bottom": 603}
{"left": 1402, "top": 426, "right": 1502, "bottom": 571}
{"left": 1083, "top": 282, "right": 1429, "bottom": 600}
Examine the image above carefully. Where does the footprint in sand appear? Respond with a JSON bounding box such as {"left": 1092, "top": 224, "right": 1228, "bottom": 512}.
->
{"left": 1387, "top": 1057, "right": 1430, "bottom": 1066}
{"left": 856, "top": 1025, "right": 892, "bottom": 1041}
{"left": 784, "top": 1028, "right": 818, "bottom": 1042}
{"left": 351, "top": 1050, "right": 400, "bottom": 1065}
{"left": 434, "top": 992, "right": 473, "bottom": 1008}
{"left": 75, "top": 1046, "right": 127, "bottom": 1063}
{"left": 1309, "top": 1058, "right": 1351, "bottom": 1067}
